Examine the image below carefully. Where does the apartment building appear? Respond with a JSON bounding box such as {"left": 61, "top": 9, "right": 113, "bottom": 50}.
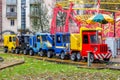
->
{"left": 2, "top": 0, "right": 30, "bottom": 33}
{"left": 2, "top": 0, "right": 18, "bottom": 33}
{"left": 0, "top": 0, "right": 2, "bottom": 39}
{"left": 2, "top": 0, "right": 56, "bottom": 33}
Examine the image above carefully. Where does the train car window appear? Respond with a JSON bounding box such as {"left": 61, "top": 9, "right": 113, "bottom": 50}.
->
{"left": 21, "top": 36, "right": 24, "bottom": 43}
{"left": 63, "top": 35, "right": 70, "bottom": 43}
{"left": 24, "top": 36, "right": 29, "bottom": 43}
{"left": 37, "top": 35, "right": 40, "bottom": 42}
{"left": 29, "top": 38, "right": 32, "bottom": 46}
{"left": 56, "top": 35, "right": 61, "bottom": 43}
{"left": 13, "top": 37, "right": 16, "bottom": 41}
{"left": 83, "top": 35, "right": 89, "bottom": 44}
{"left": 90, "top": 35, "right": 98, "bottom": 44}
{"left": 34, "top": 43, "right": 37, "bottom": 48}
{"left": 42, "top": 36, "right": 47, "bottom": 41}
{"left": 9, "top": 37, "right": 12, "bottom": 42}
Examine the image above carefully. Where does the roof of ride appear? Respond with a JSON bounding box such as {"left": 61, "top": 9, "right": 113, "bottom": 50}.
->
{"left": 35, "top": 32, "right": 51, "bottom": 36}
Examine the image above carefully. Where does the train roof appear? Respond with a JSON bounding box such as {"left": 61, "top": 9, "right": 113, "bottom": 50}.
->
{"left": 56, "top": 32, "right": 70, "bottom": 35}
{"left": 35, "top": 32, "right": 51, "bottom": 35}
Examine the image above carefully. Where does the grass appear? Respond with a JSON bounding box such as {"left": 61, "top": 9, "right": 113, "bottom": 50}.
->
{"left": 0, "top": 47, "right": 3, "bottom": 50}
{"left": 0, "top": 53, "right": 120, "bottom": 80}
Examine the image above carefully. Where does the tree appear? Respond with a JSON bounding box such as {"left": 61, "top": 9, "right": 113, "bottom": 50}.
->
{"left": 30, "top": 0, "right": 49, "bottom": 32}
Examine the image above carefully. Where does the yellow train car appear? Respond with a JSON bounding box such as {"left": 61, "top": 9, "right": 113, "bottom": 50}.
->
{"left": 3, "top": 35, "right": 17, "bottom": 53}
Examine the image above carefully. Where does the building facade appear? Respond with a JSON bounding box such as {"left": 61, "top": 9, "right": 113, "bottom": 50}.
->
{"left": 0, "top": 0, "right": 2, "bottom": 39}
{"left": 2, "top": 0, "right": 55, "bottom": 33}
{"left": 2, "top": 0, "right": 18, "bottom": 33}
{"left": 29, "top": 0, "right": 55, "bottom": 32}
{"left": 2, "top": 0, "right": 31, "bottom": 33}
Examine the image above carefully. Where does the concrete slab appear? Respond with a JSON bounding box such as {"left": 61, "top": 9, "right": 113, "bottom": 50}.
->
{"left": 0, "top": 60, "right": 25, "bottom": 70}
{"left": 110, "top": 55, "right": 120, "bottom": 64}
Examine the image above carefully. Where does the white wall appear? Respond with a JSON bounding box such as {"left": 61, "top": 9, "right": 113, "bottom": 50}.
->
{"left": 2, "top": 0, "right": 18, "bottom": 33}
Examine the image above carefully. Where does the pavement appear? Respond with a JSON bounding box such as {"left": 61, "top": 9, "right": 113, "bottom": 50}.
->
{"left": 110, "top": 55, "right": 120, "bottom": 64}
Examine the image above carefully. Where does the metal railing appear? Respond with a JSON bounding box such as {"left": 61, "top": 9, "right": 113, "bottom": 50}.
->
{"left": 6, "top": 12, "right": 17, "bottom": 19}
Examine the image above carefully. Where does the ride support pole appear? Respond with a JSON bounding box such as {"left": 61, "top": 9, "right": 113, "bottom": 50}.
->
{"left": 87, "top": 51, "right": 92, "bottom": 67}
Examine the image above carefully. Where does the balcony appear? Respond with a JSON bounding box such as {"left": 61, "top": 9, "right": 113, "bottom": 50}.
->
{"left": 6, "top": 12, "right": 17, "bottom": 19}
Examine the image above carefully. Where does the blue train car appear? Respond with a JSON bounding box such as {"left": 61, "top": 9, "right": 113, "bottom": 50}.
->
{"left": 53, "top": 33, "right": 70, "bottom": 59}
{"left": 39, "top": 33, "right": 54, "bottom": 57}
{"left": 28, "top": 32, "right": 70, "bottom": 60}
{"left": 37, "top": 32, "right": 70, "bottom": 59}
{"left": 29, "top": 33, "right": 54, "bottom": 56}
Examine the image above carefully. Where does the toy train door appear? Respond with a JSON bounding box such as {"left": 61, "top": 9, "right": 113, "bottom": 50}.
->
{"left": 33, "top": 36, "right": 37, "bottom": 48}
{"left": 55, "top": 34, "right": 63, "bottom": 54}
{"left": 8, "top": 36, "right": 16, "bottom": 50}
{"left": 29, "top": 36, "right": 36, "bottom": 48}
{"left": 82, "top": 33, "right": 90, "bottom": 56}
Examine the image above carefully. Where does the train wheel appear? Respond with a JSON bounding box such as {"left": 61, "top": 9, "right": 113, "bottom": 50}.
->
{"left": 47, "top": 51, "right": 53, "bottom": 58}
{"left": 39, "top": 51, "right": 44, "bottom": 57}
{"left": 23, "top": 49, "right": 27, "bottom": 55}
{"left": 11, "top": 49, "right": 15, "bottom": 53}
{"left": 76, "top": 52, "right": 82, "bottom": 61}
{"left": 71, "top": 53, "right": 76, "bottom": 61}
{"left": 60, "top": 52, "right": 66, "bottom": 60}
{"left": 4, "top": 48, "right": 8, "bottom": 53}
{"left": 90, "top": 54, "right": 94, "bottom": 63}
{"left": 29, "top": 50, "right": 34, "bottom": 56}
{"left": 15, "top": 48, "right": 19, "bottom": 54}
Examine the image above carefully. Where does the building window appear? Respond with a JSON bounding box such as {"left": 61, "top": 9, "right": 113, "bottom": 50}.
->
{"left": 6, "top": 6, "right": 16, "bottom": 13}
{"left": 10, "top": 19, "right": 15, "bottom": 26}
{"left": 10, "top": 7, "right": 14, "bottom": 12}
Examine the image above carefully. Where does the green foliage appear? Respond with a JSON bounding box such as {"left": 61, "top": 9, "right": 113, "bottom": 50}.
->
{"left": 31, "top": 0, "right": 49, "bottom": 32}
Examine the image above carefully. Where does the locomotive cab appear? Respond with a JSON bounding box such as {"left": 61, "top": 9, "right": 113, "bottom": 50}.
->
{"left": 70, "top": 27, "right": 112, "bottom": 62}
{"left": 82, "top": 30, "right": 109, "bottom": 62}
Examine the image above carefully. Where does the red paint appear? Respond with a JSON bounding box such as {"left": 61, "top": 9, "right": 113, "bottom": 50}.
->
{"left": 81, "top": 31, "right": 111, "bottom": 59}
{"left": 50, "top": 2, "right": 81, "bottom": 34}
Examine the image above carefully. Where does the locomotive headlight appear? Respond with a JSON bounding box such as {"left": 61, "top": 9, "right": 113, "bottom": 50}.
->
{"left": 66, "top": 43, "right": 70, "bottom": 50}
{"left": 94, "top": 47, "right": 98, "bottom": 51}
{"left": 27, "top": 44, "right": 29, "bottom": 46}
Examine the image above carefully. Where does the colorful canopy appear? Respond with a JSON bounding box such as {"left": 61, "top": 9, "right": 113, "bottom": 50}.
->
{"left": 86, "top": 14, "right": 114, "bottom": 24}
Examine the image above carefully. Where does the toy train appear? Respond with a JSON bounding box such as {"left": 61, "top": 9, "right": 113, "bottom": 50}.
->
{"left": 3, "top": 27, "right": 112, "bottom": 62}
